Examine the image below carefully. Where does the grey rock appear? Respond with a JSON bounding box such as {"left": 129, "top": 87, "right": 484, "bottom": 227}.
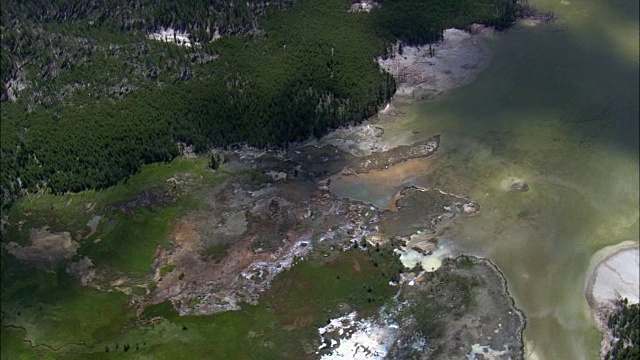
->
{"left": 510, "top": 182, "right": 529, "bottom": 192}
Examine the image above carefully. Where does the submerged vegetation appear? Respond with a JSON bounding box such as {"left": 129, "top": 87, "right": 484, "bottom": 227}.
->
{"left": 0, "top": 0, "right": 522, "bottom": 208}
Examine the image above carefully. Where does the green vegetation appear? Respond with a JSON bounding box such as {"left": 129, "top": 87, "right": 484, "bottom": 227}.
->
{"left": 141, "top": 300, "right": 178, "bottom": 319}
{"left": 456, "top": 255, "right": 475, "bottom": 269}
{"left": 1, "top": 157, "right": 220, "bottom": 281}
{"left": 1, "top": 255, "right": 136, "bottom": 351}
{"left": 187, "top": 297, "right": 201, "bottom": 308}
{"left": 1, "top": 327, "right": 54, "bottom": 359}
{"left": 1, "top": 0, "right": 524, "bottom": 357}
{"left": 0, "top": 154, "right": 406, "bottom": 358}
{"left": 159, "top": 263, "right": 176, "bottom": 277}
{"left": 399, "top": 268, "right": 479, "bottom": 337}
{"left": 2, "top": 247, "right": 401, "bottom": 359}
{"left": 0, "top": 155, "right": 222, "bottom": 310}
{"left": 0, "top": 0, "right": 522, "bottom": 208}
{"left": 0, "top": 158, "right": 223, "bottom": 357}
{"left": 365, "top": 241, "right": 406, "bottom": 283}
{"left": 374, "top": 0, "right": 520, "bottom": 45}
{"left": 204, "top": 242, "right": 231, "bottom": 261}
{"left": 606, "top": 298, "right": 640, "bottom": 360}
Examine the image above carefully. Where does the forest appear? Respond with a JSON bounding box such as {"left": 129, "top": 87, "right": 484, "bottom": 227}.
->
{"left": 606, "top": 298, "right": 640, "bottom": 360}
{"left": 0, "top": 0, "right": 522, "bottom": 208}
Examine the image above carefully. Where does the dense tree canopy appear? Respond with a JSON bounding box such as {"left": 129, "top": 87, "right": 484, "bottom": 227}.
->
{"left": 0, "top": 0, "right": 522, "bottom": 208}
{"left": 606, "top": 299, "right": 640, "bottom": 360}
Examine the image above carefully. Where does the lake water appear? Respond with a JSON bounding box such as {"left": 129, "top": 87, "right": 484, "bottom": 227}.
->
{"left": 330, "top": 0, "right": 639, "bottom": 358}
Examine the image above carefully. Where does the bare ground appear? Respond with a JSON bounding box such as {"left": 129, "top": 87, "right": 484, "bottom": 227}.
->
{"left": 378, "top": 27, "right": 495, "bottom": 99}
{"left": 3, "top": 227, "right": 79, "bottom": 270}
{"left": 388, "top": 255, "right": 525, "bottom": 360}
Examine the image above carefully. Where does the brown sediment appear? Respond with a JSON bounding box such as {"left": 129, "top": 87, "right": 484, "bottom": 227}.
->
{"left": 171, "top": 219, "right": 201, "bottom": 251}
{"left": 378, "top": 186, "right": 478, "bottom": 238}
{"left": 352, "top": 136, "right": 439, "bottom": 174}
{"left": 388, "top": 191, "right": 404, "bottom": 212}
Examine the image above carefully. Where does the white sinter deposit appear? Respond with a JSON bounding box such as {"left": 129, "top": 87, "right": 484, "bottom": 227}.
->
{"left": 311, "top": 27, "right": 496, "bottom": 156}
{"left": 148, "top": 28, "right": 196, "bottom": 47}
{"left": 317, "top": 312, "right": 400, "bottom": 359}
{"left": 466, "top": 343, "right": 510, "bottom": 360}
{"left": 349, "top": 0, "right": 379, "bottom": 12}
{"left": 312, "top": 123, "right": 391, "bottom": 156}
{"left": 394, "top": 236, "right": 455, "bottom": 273}
{"left": 378, "top": 26, "right": 495, "bottom": 98}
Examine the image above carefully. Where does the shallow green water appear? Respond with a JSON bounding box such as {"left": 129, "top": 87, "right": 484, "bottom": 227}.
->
{"left": 332, "top": 0, "right": 639, "bottom": 358}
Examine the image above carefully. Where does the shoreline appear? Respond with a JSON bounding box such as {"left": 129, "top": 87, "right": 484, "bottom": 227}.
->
{"left": 584, "top": 241, "right": 639, "bottom": 309}
{"left": 312, "top": 25, "right": 500, "bottom": 157}
{"left": 377, "top": 26, "right": 496, "bottom": 100}
{"left": 467, "top": 254, "right": 527, "bottom": 359}
{"left": 584, "top": 241, "right": 640, "bottom": 358}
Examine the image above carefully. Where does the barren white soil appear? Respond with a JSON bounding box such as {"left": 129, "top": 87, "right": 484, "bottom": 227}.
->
{"left": 314, "top": 27, "right": 496, "bottom": 157}
{"left": 591, "top": 247, "right": 639, "bottom": 304}
{"left": 378, "top": 27, "right": 495, "bottom": 98}
{"left": 317, "top": 312, "right": 399, "bottom": 359}
{"left": 148, "top": 28, "right": 196, "bottom": 47}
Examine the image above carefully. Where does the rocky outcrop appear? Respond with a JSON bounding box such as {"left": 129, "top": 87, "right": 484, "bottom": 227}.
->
{"left": 510, "top": 182, "right": 529, "bottom": 192}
